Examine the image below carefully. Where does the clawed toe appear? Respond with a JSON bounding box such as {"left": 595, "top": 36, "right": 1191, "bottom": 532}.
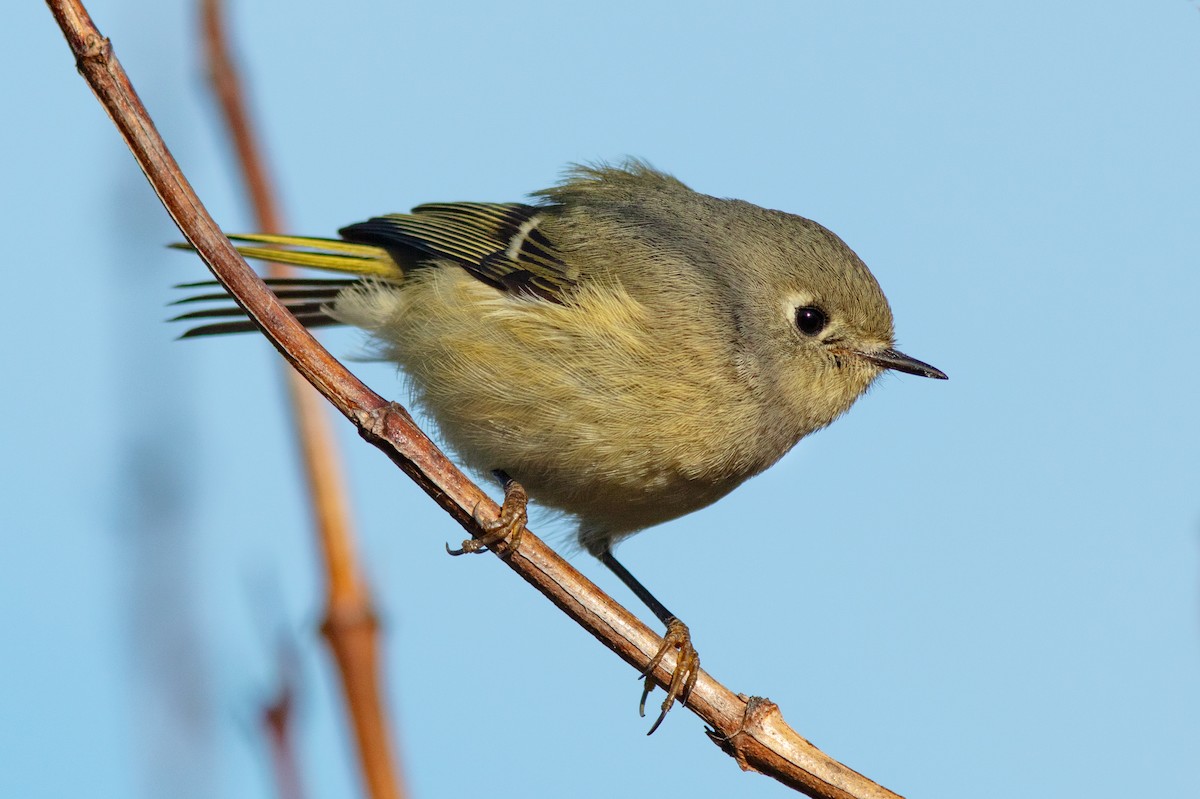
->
{"left": 639, "top": 618, "right": 700, "bottom": 735}
{"left": 446, "top": 475, "right": 528, "bottom": 557}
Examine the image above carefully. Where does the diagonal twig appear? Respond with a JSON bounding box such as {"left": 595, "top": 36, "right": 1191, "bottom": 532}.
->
{"left": 44, "top": 2, "right": 905, "bottom": 796}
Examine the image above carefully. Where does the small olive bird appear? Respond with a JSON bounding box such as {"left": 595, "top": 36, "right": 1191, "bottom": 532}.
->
{"left": 174, "top": 161, "right": 946, "bottom": 731}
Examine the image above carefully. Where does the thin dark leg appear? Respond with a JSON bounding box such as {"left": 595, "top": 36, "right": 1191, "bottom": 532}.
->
{"left": 598, "top": 548, "right": 699, "bottom": 734}
{"left": 598, "top": 549, "right": 677, "bottom": 626}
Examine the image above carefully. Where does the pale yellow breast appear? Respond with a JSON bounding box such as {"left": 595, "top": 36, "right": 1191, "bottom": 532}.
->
{"left": 334, "top": 267, "right": 795, "bottom": 540}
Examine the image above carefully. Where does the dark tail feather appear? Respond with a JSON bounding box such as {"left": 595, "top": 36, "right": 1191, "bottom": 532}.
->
{"left": 178, "top": 314, "right": 342, "bottom": 339}
{"left": 172, "top": 288, "right": 345, "bottom": 304}
{"left": 174, "top": 277, "right": 358, "bottom": 290}
{"left": 170, "top": 301, "right": 331, "bottom": 322}
{"left": 171, "top": 277, "right": 355, "bottom": 338}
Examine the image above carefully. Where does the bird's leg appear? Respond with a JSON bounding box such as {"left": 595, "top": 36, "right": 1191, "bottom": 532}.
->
{"left": 598, "top": 549, "right": 700, "bottom": 734}
{"left": 446, "top": 470, "right": 527, "bottom": 557}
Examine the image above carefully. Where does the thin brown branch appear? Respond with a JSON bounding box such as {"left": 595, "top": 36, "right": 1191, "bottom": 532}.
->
{"left": 45, "top": 3, "right": 905, "bottom": 796}
{"left": 199, "top": 2, "right": 405, "bottom": 798}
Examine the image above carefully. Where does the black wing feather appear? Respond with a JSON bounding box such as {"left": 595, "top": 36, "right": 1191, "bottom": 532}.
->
{"left": 339, "top": 202, "right": 575, "bottom": 302}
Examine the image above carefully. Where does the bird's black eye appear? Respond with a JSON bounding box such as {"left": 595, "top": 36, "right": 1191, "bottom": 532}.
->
{"left": 794, "top": 306, "right": 828, "bottom": 336}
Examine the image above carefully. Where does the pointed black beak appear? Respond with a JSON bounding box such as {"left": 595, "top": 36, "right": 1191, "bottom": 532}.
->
{"left": 857, "top": 348, "right": 948, "bottom": 380}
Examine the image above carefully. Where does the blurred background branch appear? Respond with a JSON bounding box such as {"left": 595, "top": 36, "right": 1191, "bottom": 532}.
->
{"left": 199, "top": 1, "right": 405, "bottom": 796}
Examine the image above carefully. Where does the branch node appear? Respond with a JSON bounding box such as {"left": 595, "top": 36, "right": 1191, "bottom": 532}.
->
{"left": 707, "top": 695, "right": 780, "bottom": 773}
{"left": 320, "top": 602, "right": 381, "bottom": 640}
{"left": 355, "top": 401, "right": 412, "bottom": 442}
{"left": 79, "top": 32, "right": 109, "bottom": 64}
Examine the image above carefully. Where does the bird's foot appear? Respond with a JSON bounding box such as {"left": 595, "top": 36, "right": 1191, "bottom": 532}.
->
{"left": 639, "top": 617, "right": 700, "bottom": 734}
{"left": 446, "top": 475, "right": 528, "bottom": 557}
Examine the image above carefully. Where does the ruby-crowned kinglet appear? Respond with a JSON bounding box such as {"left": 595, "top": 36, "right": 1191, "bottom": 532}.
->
{"left": 176, "top": 160, "right": 946, "bottom": 729}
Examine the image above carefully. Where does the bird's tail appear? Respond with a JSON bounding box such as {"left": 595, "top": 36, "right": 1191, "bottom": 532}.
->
{"left": 169, "top": 234, "right": 401, "bottom": 338}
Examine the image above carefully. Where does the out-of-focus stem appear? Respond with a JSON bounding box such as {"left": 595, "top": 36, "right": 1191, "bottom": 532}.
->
{"left": 199, "top": 2, "right": 406, "bottom": 798}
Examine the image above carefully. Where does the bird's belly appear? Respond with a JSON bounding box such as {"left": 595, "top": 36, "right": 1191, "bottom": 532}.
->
{"left": 341, "top": 268, "right": 789, "bottom": 542}
{"left": 519, "top": 457, "right": 745, "bottom": 543}
{"left": 432, "top": 387, "right": 779, "bottom": 550}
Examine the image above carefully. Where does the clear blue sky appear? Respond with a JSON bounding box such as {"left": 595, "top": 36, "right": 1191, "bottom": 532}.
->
{"left": 4, "top": 2, "right": 1198, "bottom": 798}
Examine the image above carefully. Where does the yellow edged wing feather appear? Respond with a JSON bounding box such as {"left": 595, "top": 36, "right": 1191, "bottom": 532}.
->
{"left": 340, "top": 202, "right": 576, "bottom": 302}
